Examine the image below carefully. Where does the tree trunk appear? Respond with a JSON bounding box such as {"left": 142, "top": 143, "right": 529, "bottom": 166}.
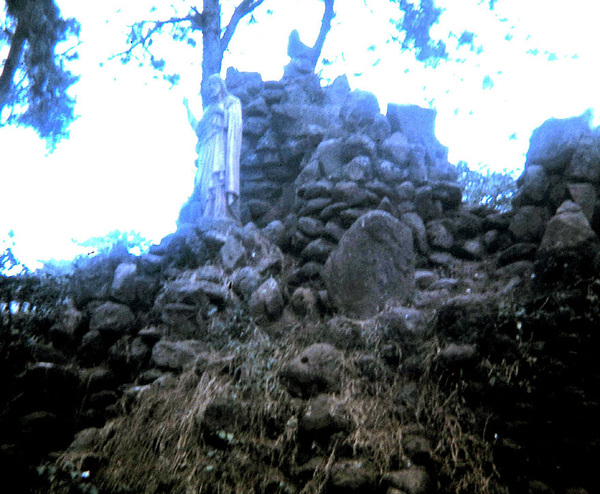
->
{"left": 200, "top": 0, "right": 224, "bottom": 105}
{"left": 0, "top": 19, "right": 27, "bottom": 116}
{"left": 308, "top": 0, "right": 335, "bottom": 71}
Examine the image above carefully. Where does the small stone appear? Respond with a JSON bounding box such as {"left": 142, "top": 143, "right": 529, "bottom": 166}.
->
{"left": 248, "top": 277, "right": 284, "bottom": 321}
{"left": 220, "top": 235, "right": 246, "bottom": 271}
{"left": 301, "top": 238, "right": 337, "bottom": 263}
{"left": 298, "top": 217, "right": 326, "bottom": 237}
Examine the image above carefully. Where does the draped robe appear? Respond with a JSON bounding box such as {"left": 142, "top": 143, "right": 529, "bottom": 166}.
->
{"left": 193, "top": 93, "right": 242, "bottom": 221}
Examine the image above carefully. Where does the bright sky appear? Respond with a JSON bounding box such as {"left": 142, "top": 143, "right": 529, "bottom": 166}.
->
{"left": 2, "top": 0, "right": 600, "bottom": 269}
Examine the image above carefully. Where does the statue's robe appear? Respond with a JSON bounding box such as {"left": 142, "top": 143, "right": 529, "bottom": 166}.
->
{"left": 193, "top": 93, "right": 242, "bottom": 221}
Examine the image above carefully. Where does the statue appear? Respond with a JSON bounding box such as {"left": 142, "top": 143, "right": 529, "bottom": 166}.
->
{"left": 184, "top": 74, "right": 243, "bottom": 223}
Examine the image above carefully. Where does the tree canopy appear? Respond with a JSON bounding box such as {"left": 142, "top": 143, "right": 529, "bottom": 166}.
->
{"left": 0, "top": 0, "right": 80, "bottom": 150}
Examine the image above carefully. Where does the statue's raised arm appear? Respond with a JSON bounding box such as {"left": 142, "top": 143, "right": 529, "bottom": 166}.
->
{"left": 188, "top": 74, "right": 243, "bottom": 223}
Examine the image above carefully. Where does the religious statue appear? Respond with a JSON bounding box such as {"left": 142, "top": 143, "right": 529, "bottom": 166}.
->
{"left": 183, "top": 74, "right": 243, "bottom": 222}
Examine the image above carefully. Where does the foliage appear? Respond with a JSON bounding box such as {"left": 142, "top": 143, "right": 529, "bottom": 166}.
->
{"left": 0, "top": 0, "right": 81, "bottom": 151}
{"left": 456, "top": 161, "right": 517, "bottom": 212}
{"left": 0, "top": 229, "right": 29, "bottom": 276}
{"left": 114, "top": 0, "right": 269, "bottom": 99}
{"left": 74, "top": 229, "right": 152, "bottom": 257}
{"left": 391, "top": 0, "right": 448, "bottom": 65}
{"left": 34, "top": 461, "right": 99, "bottom": 494}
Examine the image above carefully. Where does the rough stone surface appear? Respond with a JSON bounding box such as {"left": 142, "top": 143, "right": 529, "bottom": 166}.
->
{"left": 280, "top": 343, "right": 343, "bottom": 398}
{"left": 526, "top": 112, "right": 591, "bottom": 172}
{"left": 89, "top": 302, "right": 135, "bottom": 336}
{"left": 151, "top": 340, "right": 206, "bottom": 372}
{"left": 324, "top": 210, "right": 415, "bottom": 318}
{"left": 248, "top": 277, "right": 284, "bottom": 321}
{"left": 535, "top": 200, "right": 600, "bottom": 280}
{"left": 508, "top": 206, "right": 551, "bottom": 243}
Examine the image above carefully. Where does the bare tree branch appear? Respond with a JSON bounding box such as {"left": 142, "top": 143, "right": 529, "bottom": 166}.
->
{"left": 220, "top": 0, "right": 266, "bottom": 54}
{"left": 309, "top": 0, "right": 335, "bottom": 69}
{"left": 109, "top": 14, "right": 196, "bottom": 62}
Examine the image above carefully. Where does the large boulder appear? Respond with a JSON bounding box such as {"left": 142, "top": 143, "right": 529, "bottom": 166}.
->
{"left": 526, "top": 112, "right": 592, "bottom": 172}
{"left": 340, "top": 89, "right": 380, "bottom": 131}
{"left": 387, "top": 103, "right": 437, "bottom": 148}
{"left": 566, "top": 126, "right": 600, "bottom": 184}
{"left": 324, "top": 210, "right": 415, "bottom": 318}
{"left": 535, "top": 200, "right": 600, "bottom": 280}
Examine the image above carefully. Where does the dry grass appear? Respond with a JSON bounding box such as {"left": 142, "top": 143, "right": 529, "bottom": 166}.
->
{"left": 57, "top": 320, "right": 510, "bottom": 494}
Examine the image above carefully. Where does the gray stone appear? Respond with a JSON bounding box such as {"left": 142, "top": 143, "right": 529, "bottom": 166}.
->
{"left": 242, "top": 116, "right": 269, "bottom": 136}
{"left": 415, "top": 270, "right": 436, "bottom": 289}
{"left": 301, "top": 238, "right": 337, "bottom": 263}
{"left": 295, "top": 160, "right": 323, "bottom": 185}
{"left": 248, "top": 277, "right": 284, "bottom": 321}
{"left": 89, "top": 302, "right": 135, "bottom": 336}
{"left": 376, "top": 159, "right": 407, "bottom": 183}
{"left": 339, "top": 207, "right": 372, "bottom": 228}
{"left": 535, "top": 200, "right": 600, "bottom": 280}
{"left": 231, "top": 266, "right": 262, "bottom": 300}
{"left": 343, "top": 155, "right": 372, "bottom": 182}
{"left": 297, "top": 197, "right": 333, "bottom": 217}
{"left": 332, "top": 181, "right": 379, "bottom": 206}
{"left": 377, "top": 306, "right": 428, "bottom": 348}
{"left": 396, "top": 181, "right": 416, "bottom": 201}
{"left": 138, "top": 327, "right": 163, "bottom": 344}
{"left": 426, "top": 220, "right": 454, "bottom": 250}
{"left": 387, "top": 103, "right": 438, "bottom": 148}
{"left": 324, "top": 221, "right": 345, "bottom": 243}
{"left": 431, "top": 181, "right": 463, "bottom": 211}
{"left": 497, "top": 243, "right": 538, "bottom": 267}
{"left": 384, "top": 467, "right": 431, "bottom": 494}
{"left": 381, "top": 132, "right": 412, "bottom": 167}
{"left": 329, "top": 460, "right": 376, "bottom": 492}
{"left": 262, "top": 220, "right": 287, "bottom": 248}
{"left": 324, "top": 210, "right": 415, "bottom": 318}
{"left": 298, "top": 217, "right": 326, "bottom": 237}
{"left": 110, "top": 263, "right": 138, "bottom": 305}
{"left": 516, "top": 164, "right": 550, "bottom": 204}
{"left": 324, "top": 74, "right": 351, "bottom": 106}
{"left": 509, "top": 206, "right": 551, "bottom": 243}
{"left": 367, "top": 112, "right": 392, "bottom": 143}
{"left": 344, "top": 133, "right": 377, "bottom": 160}
{"left": 340, "top": 89, "right": 380, "bottom": 130}
{"left": 194, "top": 265, "right": 224, "bottom": 283}
{"left": 299, "top": 394, "right": 347, "bottom": 434}
{"left": 220, "top": 235, "right": 246, "bottom": 271}
{"left": 280, "top": 343, "right": 343, "bottom": 397}
{"left": 319, "top": 201, "right": 350, "bottom": 221}
{"left": 414, "top": 186, "right": 443, "bottom": 222}
{"left": 567, "top": 182, "right": 597, "bottom": 222}
{"left": 297, "top": 179, "right": 333, "bottom": 200}
{"left": 455, "top": 238, "right": 484, "bottom": 260}
{"left": 246, "top": 199, "right": 271, "bottom": 218}
{"left": 526, "top": 112, "right": 592, "bottom": 172}
{"left": 366, "top": 179, "right": 397, "bottom": 199}
{"left": 376, "top": 196, "right": 396, "bottom": 215}
{"left": 567, "top": 126, "right": 600, "bottom": 183}
{"left": 314, "top": 138, "right": 345, "bottom": 178}
{"left": 435, "top": 343, "right": 477, "bottom": 367}
{"left": 151, "top": 340, "right": 206, "bottom": 372}
{"left": 70, "top": 255, "right": 117, "bottom": 308}
{"left": 402, "top": 212, "right": 428, "bottom": 254}
{"left": 290, "top": 287, "right": 320, "bottom": 319}
{"left": 238, "top": 223, "right": 284, "bottom": 275}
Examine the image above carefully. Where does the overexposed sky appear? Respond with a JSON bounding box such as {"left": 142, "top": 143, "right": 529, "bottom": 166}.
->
{"left": 2, "top": 0, "right": 600, "bottom": 268}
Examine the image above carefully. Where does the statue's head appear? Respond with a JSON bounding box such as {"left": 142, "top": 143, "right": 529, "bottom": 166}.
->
{"left": 206, "top": 74, "right": 227, "bottom": 101}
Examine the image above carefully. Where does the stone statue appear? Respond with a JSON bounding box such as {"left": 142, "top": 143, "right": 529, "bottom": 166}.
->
{"left": 184, "top": 74, "right": 243, "bottom": 222}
